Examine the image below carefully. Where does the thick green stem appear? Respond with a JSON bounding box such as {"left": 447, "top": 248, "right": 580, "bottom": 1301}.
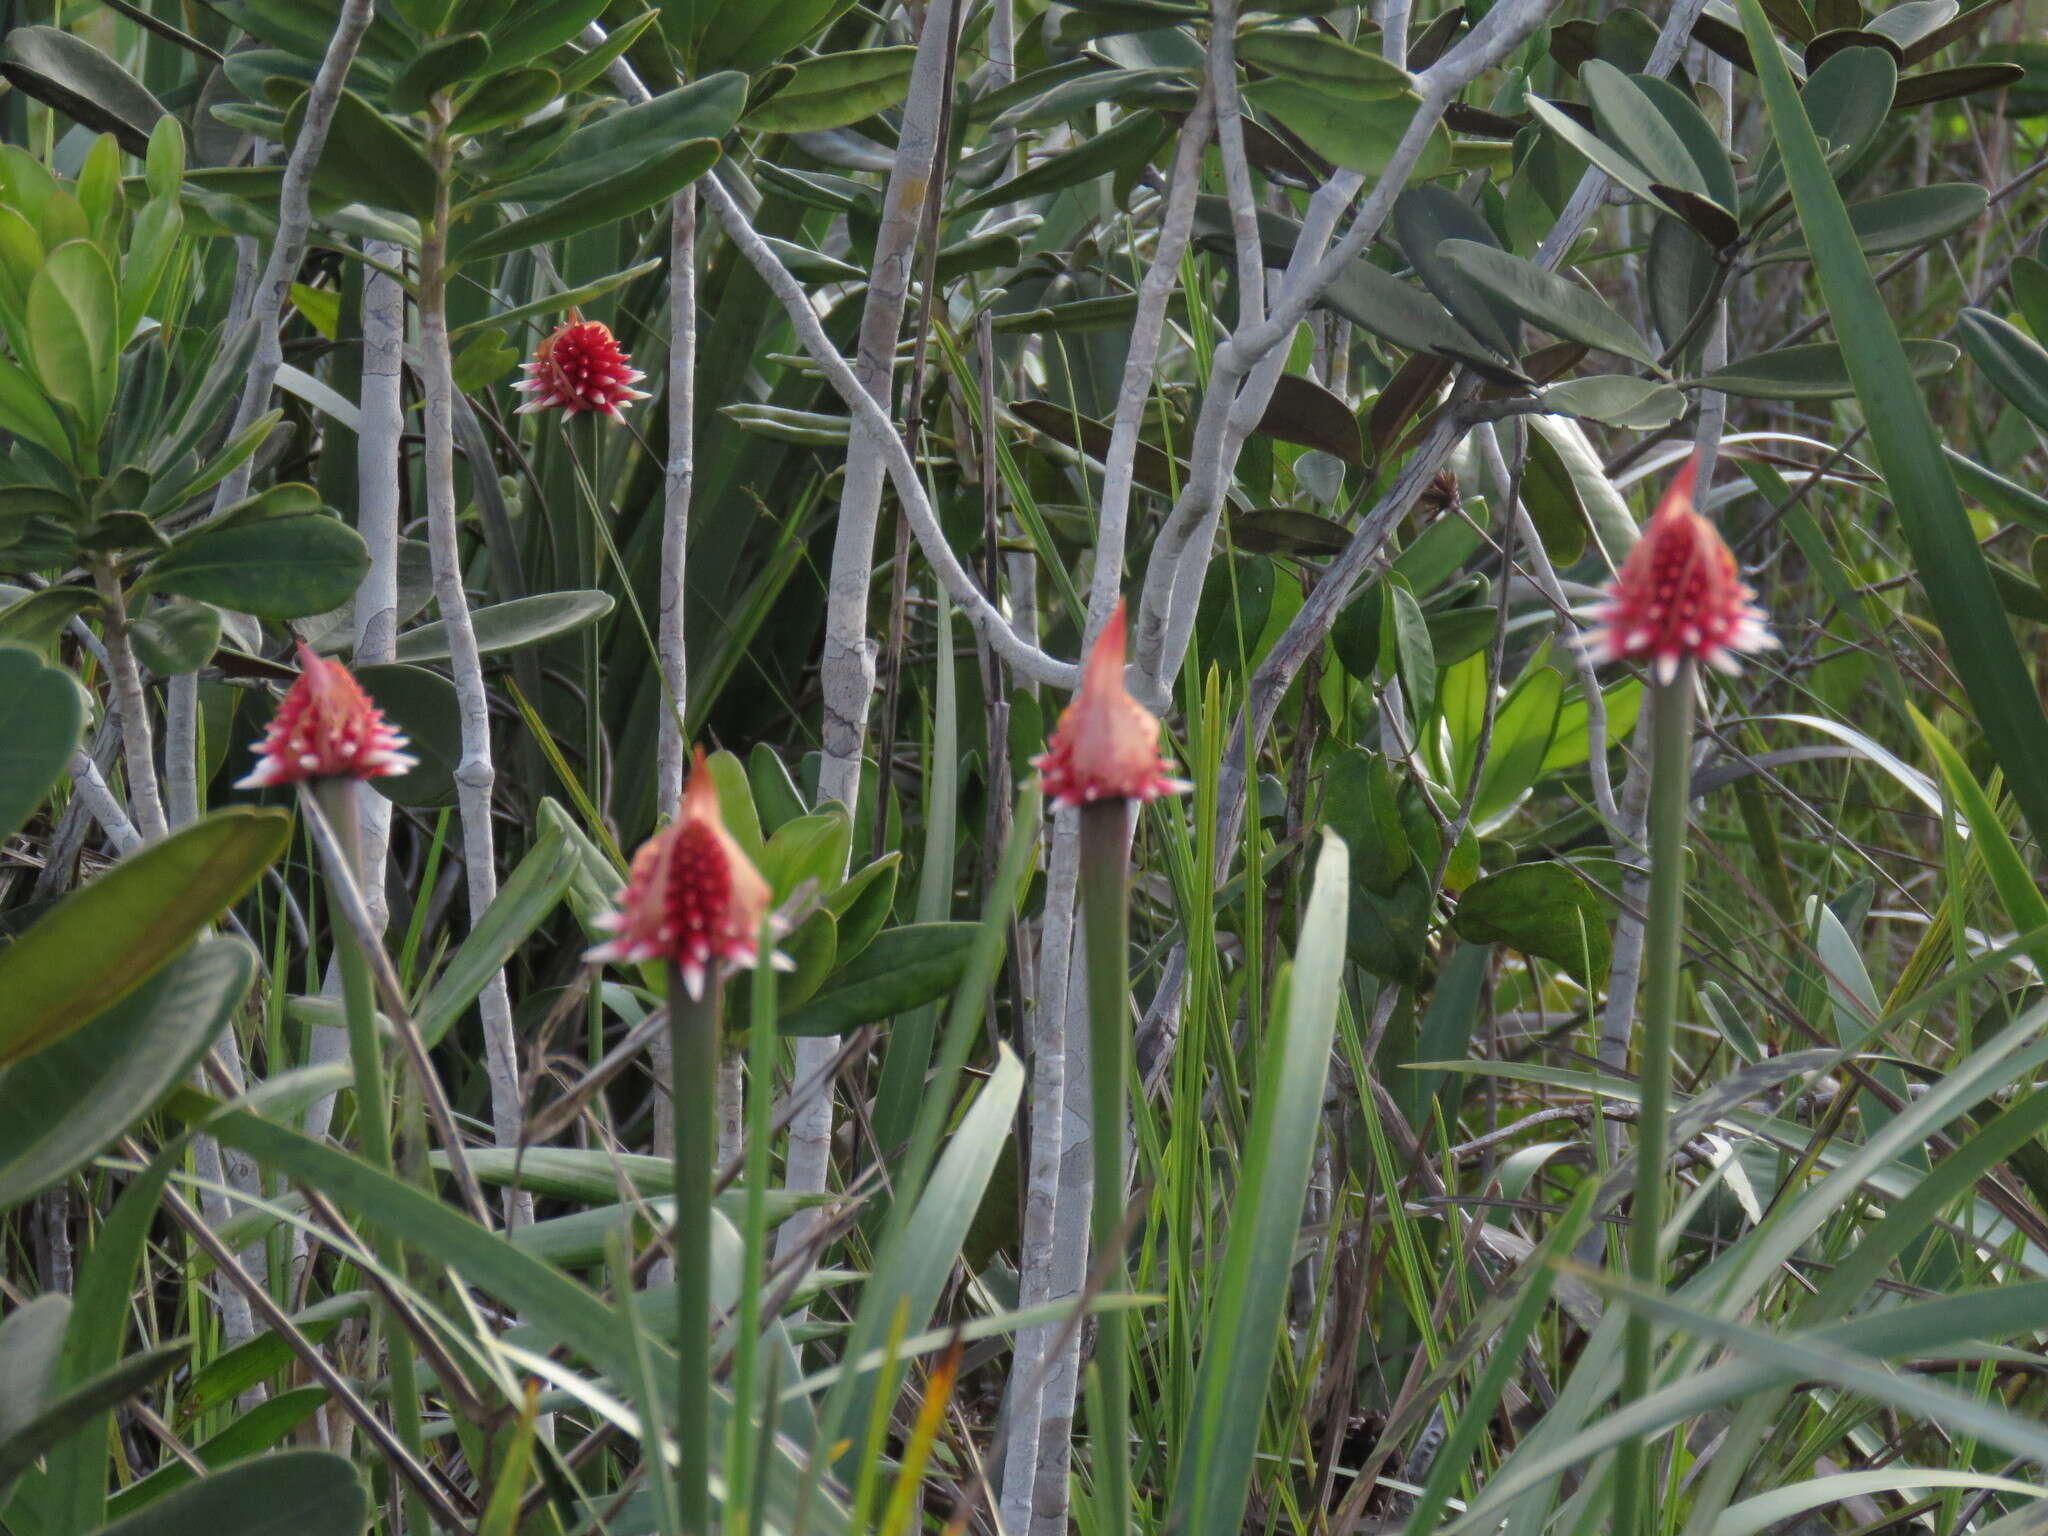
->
{"left": 310, "top": 780, "right": 429, "bottom": 1536}
{"left": 669, "top": 976, "right": 721, "bottom": 1536}
{"left": 1614, "top": 665, "right": 1695, "bottom": 1533}
{"left": 1078, "top": 798, "right": 1134, "bottom": 1534}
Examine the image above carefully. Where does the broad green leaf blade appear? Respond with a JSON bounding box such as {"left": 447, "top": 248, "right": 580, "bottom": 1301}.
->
{"left": 143, "top": 512, "right": 371, "bottom": 620}
{"left": 0, "top": 808, "right": 289, "bottom": 1067}
{"left": 1243, "top": 82, "right": 1449, "bottom": 179}
{"left": 1958, "top": 306, "right": 2048, "bottom": 432}
{"left": 0, "top": 938, "right": 253, "bottom": 1212}
{"left": 778, "top": 922, "right": 978, "bottom": 1036}
{"left": 744, "top": 47, "right": 916, "bottom": 132}
{"left": 1392, "top": 183, "right": 1523, "bottom": 357}
{"left": 1172, "top": 832, "right": 1348, "bottom": 1536}
{"left": 1738, "top": 0, "right": 2048, "bottom": 847}
{"left": 0, "top": 644, "right": 83, "bottom": 846}
{"left": 458, "top": 139, "right": 721, "bottom": 261}
{"left": 1439, "top": 240, "right": 1659, "bottom": 367}
{"left": 28, "top": 239, "right": 118, "bottom": 441}
{"left": 1234, "top": 27, "right": 1411, "bottom": 98}
{"left": 1452, "top": 860, "right": 1611, "bottom": 985}
{"left": 1697, "top": 338, "right": 1956, "bottom": 399}
{"left": 1756, "top": 182, "right": 1988, "bottom": 263}
{"left": 486, "top": 74, "right": 747, "bottom": 202}
{"left": 393, "top": 590, "right": 615, "bottom": 664}
{"left": 92, "top": 1451, "right": 366, "bottom": 1536}
{"left": 0, "top": 27, "right": 164, "bottom": 154}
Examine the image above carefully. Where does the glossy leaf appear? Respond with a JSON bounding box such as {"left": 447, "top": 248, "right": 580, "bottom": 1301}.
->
{"left": 285, "top": 88, "right": 437, "bottom": 221}
{"left": 1439, "top": 240, "right": 1659, "bottom": 367}
{"left": 143, "top": 512, "right": 370, "bottom": 619}
{"left": 1541, "top": 374, "right": 1687, "bottom": 427}
{"left": 779, "top": 922, "right": 978, "bottom": 1037}
{"left": 1452, "top": 860, "right": 1612, "bottom": 985}
{"left": 393, "top": 590, "right": 615, "bottom": 663}
{"left": 746, "top": 47, "right": 916, "bottom": 132}
{"left": 28, "top": 240, "right": 119, "bottom": 440}
{"left": 459, "top": 139, "right": 721, "bottom": 261}
{"left": 0, "top": 644, "right": 83, "bottom": 847}
{"left": 92, "top": 1451, "right": 366, "bottom": 1536}
{"left": 1697, "top": 338, "right": 1957, "bottom": 399}
{"left": 1244, "top": 82, "right": 1449, "bottom": 179}
{"left": 0, "top": 938, "right": 254, "bottom": 1212}
{"left": 0, "top": 809, "right": 288, "bottom": 1067}
{"left": 1234, "top": 28, "right": 1411, "bottom": 98}
{"left": 0, "top": 27, "right": 165, "bottom": 155}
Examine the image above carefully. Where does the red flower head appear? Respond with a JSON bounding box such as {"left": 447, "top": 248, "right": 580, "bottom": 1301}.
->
{"left": 1585, "top": 455, "right": 1774, "bottom": 685}
{"left": 236, "top": 643, "right": 417, "bottom": 789}
{"left": 588, "top": 750, "right": 780, "bottom": 999}
{"left": 512, "top": 319, "right": 649, "bottom": 419}
{"left": 1034, "top": 600, "right": 1192, "bottom": 808}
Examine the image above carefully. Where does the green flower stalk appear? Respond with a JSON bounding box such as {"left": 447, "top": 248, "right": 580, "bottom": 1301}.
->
{"left": 238, "top": 647, "right": 426, "bottom": 1535}
{"left": 590, "top": 748, "right": 779, "bottom": 1535}
{"left": 1583, "top": 455, "right": 1774, "bottom": 1530}
{"left": 1036, "top": 599, "right": 1190, "bottom": 1530}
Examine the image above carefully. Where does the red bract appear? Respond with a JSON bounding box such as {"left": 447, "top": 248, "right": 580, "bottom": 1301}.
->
{"left": 512, "top": 320, "right": 649, "bottom": 419}
{"left": 1585, "top": 455, "right": 1774, "bottom": 685}
{"left": 589, "top": 750, "right": 778, "bottom": 999}
{"left": 236, "top": 644, "right": 417, "bottom": 789}
{"left": 1035, "top": 600, "right": 1192, "bottom": 808}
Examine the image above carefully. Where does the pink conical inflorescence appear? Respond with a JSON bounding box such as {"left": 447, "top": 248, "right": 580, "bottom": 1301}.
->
{"left": 512, "top": 319, "right": 649, "bottom": 419}
{"left": 1035, "top": 600, "right": 1193, "bottom": 808}
{"left": 1584, "top": 455, "right": 1774, "bottom": 686}
{"left": 588, "top": 750, "right": 780, "bottom": 999}
{"left": 236, "top": 644, "right": 418, "bottom": 788}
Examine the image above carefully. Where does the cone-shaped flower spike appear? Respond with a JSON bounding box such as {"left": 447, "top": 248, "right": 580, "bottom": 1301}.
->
{"left": 236, "top": 644, "right": 417, "bottom": 788}
{"left": 589, "top": 749, "right": 777, "bottom": 999}
{"left": 1586, "top": 455, "right": 1774, "bottom": 685}
{"left": 512, "top": 319, "right": 649, "bottom": 418}
{"left": 1034, "top": 600, "right": 1192, "bottom": 807}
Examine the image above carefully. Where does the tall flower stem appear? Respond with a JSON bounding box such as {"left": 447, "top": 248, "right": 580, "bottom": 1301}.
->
{"left": 309, "top": 778, "right": 429, "bottom": 1536}
{"left": 669, "top": 975, "right": 721, "bottom": 1536}
{"left": 1077, "top": 798, "right": 1134, "bottom": 1535}
{"left": 1614, "top": 663, "right": 1695, "bottom": 1532}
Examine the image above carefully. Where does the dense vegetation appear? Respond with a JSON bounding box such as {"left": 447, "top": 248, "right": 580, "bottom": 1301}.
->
{"left": 4, "top": 0, "right": 2048, "bottom": 1533}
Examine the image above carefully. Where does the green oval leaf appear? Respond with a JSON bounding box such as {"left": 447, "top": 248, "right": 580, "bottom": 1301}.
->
{"left": 1244, "top": 81, "right": 1449, "bottom": 179}
{"left": 1439, "top": 239, "right": 1659, "bottom": 367}
{"left": 392, "top": 589, "right": 614, "bottom": 664}
{"left": 1697, "top": 338, "right": 1958, "bottom": 399}
{"left": 28, "top": 239, "right": 119, "bottom": 440}
{"left": 486, "top": 74, "right": 746, "bottom": 202}
{"left": 458, "top": 138, "right": 721, "bottom": 262}
{"left": 1541, "top": 374, "right": 1688, "bottom": 428}
{"left": 93, "top": 1451, "right": 366, "bottom": 1536}
{"left": 1234, "top": 27, "right": 1411, "bottom": 99}
{"left": 1453, "top": 860, "right": 1612, "bottom": 985}
{"left": 780, "top": 923, "right": 979, "bottom": 1037}
{"left": 389, "top": 31, "right": 492, "bottom": 115}
{"left": 0, "top": 937, "right": 254, "bottom": 1212}
{"left": 0, "top": 807, "right": 290, "bottom": 1067}
{"left": 746, "top": 47, "right": 917, "bottom": 133}
{"left": 130, "top": 598, "right": 223, "bottom": 676}
{"left": 0, "top": 27, "right": 165, "bottom": 155}
{"left": 285, "top": 87, "right": 437, "bottom": 222}
{"left": 144, "top": 511, "right": 370, "bottom": 619}
{"left": 0, "top": 643, "right": 83, "bottom": 847}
